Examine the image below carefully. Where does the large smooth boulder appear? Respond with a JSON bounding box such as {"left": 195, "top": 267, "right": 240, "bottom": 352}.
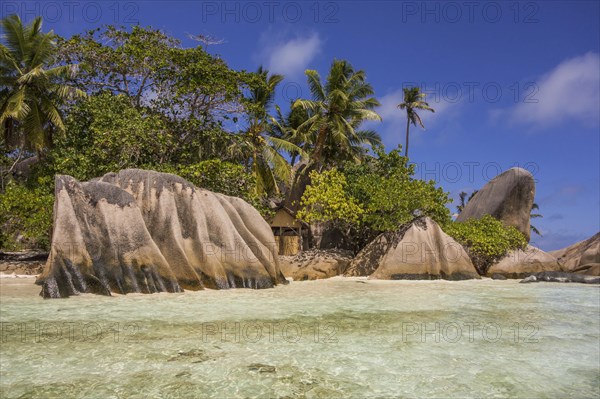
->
{"left": 36, "top": 169, "right": 287, "bottom": 298}
{"left": 456, "top": 167, "right": 535, "bottom": 241}
{"left": 487, "top": 245, "right": 562, "bottom": 278}
{"left": 279, "top": 249, "right": 352, "bottom": 281}
{"left": 345, "top": 217, "right": 480, "bottom": 280}
{"left": 549, "top": 233, "right": 600, "bottom": 276}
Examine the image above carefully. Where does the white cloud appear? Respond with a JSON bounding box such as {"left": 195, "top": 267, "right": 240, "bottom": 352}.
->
{"left": 260, "top": 33, "right": 322, "bottom": 77}
{"left": 508, "top": 52, "right": 600, "bottom": 129}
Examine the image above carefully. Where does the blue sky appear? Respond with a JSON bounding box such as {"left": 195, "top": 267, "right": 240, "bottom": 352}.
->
{"left": 3, "top": 1, "right": 599, "bottom": 250}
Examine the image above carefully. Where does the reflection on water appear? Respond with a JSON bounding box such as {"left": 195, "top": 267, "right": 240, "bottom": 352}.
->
{"left": 1, "top": 277, "right": 599, "bottom": 398}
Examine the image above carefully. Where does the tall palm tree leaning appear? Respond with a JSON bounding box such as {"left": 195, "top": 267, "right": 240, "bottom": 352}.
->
{"left": 397, "top": 87, "right": 434, "bottom": 158}
{"left": 244, "top": 66, "right": 305, "bottom": 196}
{"left": 0, "top": 15, "right": 84, "bottom": 158}
{"left": 293, "top": 59, "right": 382, "bottom": 169}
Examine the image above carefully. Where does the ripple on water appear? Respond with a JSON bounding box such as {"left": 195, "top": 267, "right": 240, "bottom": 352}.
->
{"left": 1, "top": 278, "right": 598, "bottom": 398}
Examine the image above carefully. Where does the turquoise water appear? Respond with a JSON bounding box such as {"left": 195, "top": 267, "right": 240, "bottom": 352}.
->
{"left": 1, "top": 277, "right": 599, "bottom": 398}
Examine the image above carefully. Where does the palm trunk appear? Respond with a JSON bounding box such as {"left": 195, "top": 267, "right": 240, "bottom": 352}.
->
{"left": 405, "top": 117, "right": 410, "bottom": 158}
{"left": 312, "top": 126, "right": 328, "bottom": 167}
{"left": 252, "top": 148, "right": 260, "bottom": 195}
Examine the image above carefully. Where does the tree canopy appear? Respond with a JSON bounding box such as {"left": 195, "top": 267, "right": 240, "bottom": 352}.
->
{"left": 297, "top": 147, "right": 452, "bottom": 251}
{"left": 0, "top": 15, "right": 84, "bottom": 155}
{"left": 0, "top": 18, "right": 462, "bottom": 252}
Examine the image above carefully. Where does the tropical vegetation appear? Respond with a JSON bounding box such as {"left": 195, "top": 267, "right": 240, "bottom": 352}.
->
{"left": 0, "top": 15, "right": 538, "bottom": 259}
{"left": 297, "top": 147, "right": 452, "bottom": 251}
{"left": 397, "top": 87, "right": 434, "bottom": 158}
{"left": 0, "top": 15, "right": 84, "bottom": 157}
{"left": 292, "top": 60, "right": 382, "bottom": 169}
{"left": 444, "top": 215, "right": 528, "bottom": 275}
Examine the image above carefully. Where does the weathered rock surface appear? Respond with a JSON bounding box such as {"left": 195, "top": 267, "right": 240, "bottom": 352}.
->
{"left": 456, "top": 167, "right": 535, "bottom": 241}
{"left": 36, "top": 169, "right": 287, "bottom": 298}
{"left": 0, "top": 261, "right": 44, "bottom": 276}
{"left": 279, "top": 249, "right": 352, "bottom": 280}
{"left": 0, "top": 251, "right": 47, "bottom": 275}
{"left": 486, "top": 245, "right": 562, "bottom": 278}
{"left": 345, "top": 217, "right": 480, "bottom": 280}
{"left": 549, "top": 233, "right": 600, "bottom": 276}
{"left": 519, "top": 271, "right": 600, "bottom": 284}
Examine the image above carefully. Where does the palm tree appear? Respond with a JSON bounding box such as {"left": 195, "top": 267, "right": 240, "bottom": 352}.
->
{"left": 456, "top": 190, "right": 479, "bottom": 213}
{"left": 530, "top": 202, "right": 542, "bottom": 236}
{"left": 457, "top": 191, "right": 468, "bottom": 213}
{"left": 397, "top": 87, "right": 434, "bottom": 158}
{"left": 293, "top": 59, "right": 382, "bottom": 168}
{"left": 274, "top": 101, "right": 382, "bottom": 168}
{"left": 0, "top": 15, "right": 83, "bottom": 156}
{"left": 272, "top": 101, "right": 313, "bottom": 167}
{"left": 244, "top": 66, "right": 304, "bottom": 196}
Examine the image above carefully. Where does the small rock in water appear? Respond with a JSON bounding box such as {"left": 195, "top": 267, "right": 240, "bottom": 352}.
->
{"left": 491, "top": 274, "right": 507, "bottom": 280}
{"left": 520, "top": 275, "right": 537, "bottom": 283}
{"left": 248, "top": 363, "right": 276, "bottom": 373}
{"left": 168, "top": 349, "right": 210, "bottom": 363}
{"left": 175, "top": 371, "right": 191, "bottom": 378}
{"left": 520, "top": 271, "right": 600, "bottom": 284}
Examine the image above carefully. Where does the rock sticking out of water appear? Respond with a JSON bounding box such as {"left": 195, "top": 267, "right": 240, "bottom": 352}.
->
{"left": 279, "top": 249, "right": 353, "bottom": 281}
{"left": 37, "top": 169, "right": 287, "bottom": 298}
{"left": 168, "top": 349, "right": 210, "bottom": 363}
{"left": 549, "top": 232, "right": 600, "bottom": 276}
{"left": 248, "top": 363, "right": 277, "bottom": 373}
{"left": 346, "top": 217, "right": 480, "bottom": 280}
{"left": 519, "top": 271, "right": 600, "bottom": 284}
{"left": 487, "top": 245, "right": 562, "bottom": 278}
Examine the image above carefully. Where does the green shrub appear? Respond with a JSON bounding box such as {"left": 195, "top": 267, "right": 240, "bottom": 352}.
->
{"left": 174, "top": 160, "right": 255, "bottom": 200}
{"left": 167, "top": 160, "right": 271, "bottom": 217}
{"left": 297, "top": 148, "right": 452, "bottom": 251}
{"left": 0, "top": 181, "right": 54, "bottom": 251}
{"left": 43, "top": 92, "right": 174, "bottom": 182}
{"left": 297, "top": 168, "right": 364, "bottom": 225}
{"left": 444, "top": 215, "right": 527, "bottom": 274}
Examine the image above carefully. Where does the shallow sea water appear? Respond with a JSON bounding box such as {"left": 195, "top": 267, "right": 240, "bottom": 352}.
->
{"left": 0, "top": 277, "right": 598, "bottom": 398}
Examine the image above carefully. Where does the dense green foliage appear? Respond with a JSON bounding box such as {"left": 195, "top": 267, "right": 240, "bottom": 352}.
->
{"left": 0, "top": 179, "right": 53, "bottom": 250}
{"left": 56, "top": 25, "right": 268, "bottom": 171}
{"left": 1, "top": 16, "right": 481, "bottom": 253}
{"left": 296, "top": 169, "right": 363, "bottom": 225}
{"left": 43, "top": 92, "right": 172, "bottom": 181}
{"left": 173, "top": 160, "right": 255, "bottom": 200}
{"left": 0, "top": 15, "right": 84, "bottom": 153}
{"left": 344, "top": 148, "right": 451, "bottom": 231}
{"left": 58, "top": 25, "right": 257, "bottom": 121}
{"left": 242, "top": 67, "right": 304, "bottom": 195}
{"left": 292, "top": 60, "right": 382, "bottom": 168}
{"left": 297, "top": 148, "right": 452, "bottom": 249}
{"left": 444, "top": 215, "right": 528, "bottom": 274}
